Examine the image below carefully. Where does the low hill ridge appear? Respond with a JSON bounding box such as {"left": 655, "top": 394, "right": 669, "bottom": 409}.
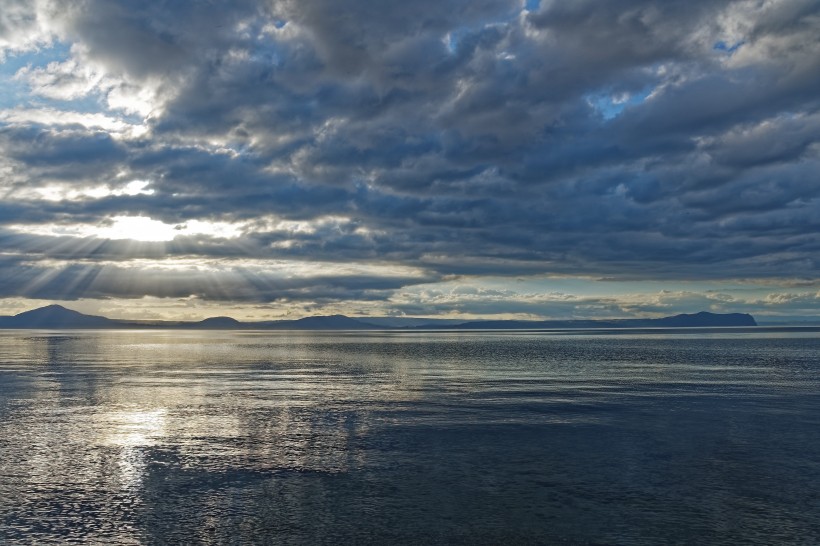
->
{"left": 435, "top": 311, "right": 757, "bottom": 330}
{"left": 0, "top": 306, "right": 757, "bottom": 330}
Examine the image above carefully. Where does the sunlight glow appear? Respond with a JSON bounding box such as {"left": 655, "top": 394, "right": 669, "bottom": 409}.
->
{"left": 102, "top": 216, "right": 182, "bottom": 242}
{"left": 23, "top": 256, "right": 429, "bottom": 279}
{"left": 10, "top": 215, "right": 245, "bottom": 242}
{"left": 31, "top": 180, "right": 155, "bottom": 202}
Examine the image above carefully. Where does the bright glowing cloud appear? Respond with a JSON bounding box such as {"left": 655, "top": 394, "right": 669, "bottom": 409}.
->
{"left": 9, "top": 215, "right": 244, "bottom": 242}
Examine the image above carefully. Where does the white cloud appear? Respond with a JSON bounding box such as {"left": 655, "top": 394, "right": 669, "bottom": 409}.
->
{"left": 0, "top": 0, "right": 61, "bottom": 60}
{"left": 15, "top": 57, "right": 103, "bottom": 100}
{"left": 0, "top": 107, "right": 147, "bottom": 137}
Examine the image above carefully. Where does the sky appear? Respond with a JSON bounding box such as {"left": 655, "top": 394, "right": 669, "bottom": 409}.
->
{"left": 0, "top": 0, "right": 818, "bottom": 321}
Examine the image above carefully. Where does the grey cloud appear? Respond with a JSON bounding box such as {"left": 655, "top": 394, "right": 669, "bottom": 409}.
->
{"left": 275, "top": 0, "right": 515, "bottom": 75}
{"left": 704, "top": 113, "right": 820, "bottom": 169}
{"left": 0, "top": 125, "right": 125, "bottom": 175}
{"left": 0, "top": 0, "right": 818, "bottom": 308}
{"left": 59, "top": 0, "right": 268, "bottom": 79}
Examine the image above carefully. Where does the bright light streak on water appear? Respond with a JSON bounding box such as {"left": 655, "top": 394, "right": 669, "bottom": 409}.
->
{"left": 0, "top": 329, "right": 818, "bottom": 544}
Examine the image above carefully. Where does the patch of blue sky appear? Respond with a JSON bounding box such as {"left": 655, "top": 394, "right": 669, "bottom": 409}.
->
{"left": 445, "top": 28, "right": 472, "bottom": 54}
{"left": 525, "top": 0, "right": 540, "bottom": 12}
{"left": 3, "top": 83, "right": 113, "bottom": 119}
{"left": 0, "top": 75, "right": 27, "bottom": 109}
{"left": 0, "top": 44, "right": 63, "bottom": 109}
{"left": 714, "top": 40, "right": 745, "bottom": 54}
{"left": 0, "top": 41, "right": 128, "bottom": 120}
{"left": 586, "top": 87, "right": 652, "bottom": 120}
{"left": 0, "top": 42, "right": 71, "bottom": 109}
{"left": 0, "top": 41, "right": 71, "bottom": 75}
{"left": 248, "top": 40, "right": 282, "bottom": 67}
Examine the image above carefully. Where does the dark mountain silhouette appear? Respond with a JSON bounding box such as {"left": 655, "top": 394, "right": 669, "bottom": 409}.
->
{"left": 0, "top": 305, "right": 116, "bottom": 329}
{"left": 650, "top": 311, "right": 756, "bottom": 327}
{"left": 0, "top": 306, "right": 757, "bottom": 330}
{"left": 196, "top": 316, "right": 242, "bottom": 329}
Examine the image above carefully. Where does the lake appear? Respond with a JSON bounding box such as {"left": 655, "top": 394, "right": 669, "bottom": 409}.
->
{"left": 0, "top": 329, "right": 818, "bottom": 544}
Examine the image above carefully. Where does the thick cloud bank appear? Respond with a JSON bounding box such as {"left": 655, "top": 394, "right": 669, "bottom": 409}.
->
{"left": 0, "top": 0, "right": 817, "bottom": 318}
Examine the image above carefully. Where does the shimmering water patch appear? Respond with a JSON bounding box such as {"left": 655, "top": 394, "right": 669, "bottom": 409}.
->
{"left": 0, "top": 330, "right": 818, "bottom": 544}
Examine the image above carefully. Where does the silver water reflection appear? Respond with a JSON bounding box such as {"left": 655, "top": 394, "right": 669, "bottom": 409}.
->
{"left": 0, "top": 330, "right": 819, "bottom": 544}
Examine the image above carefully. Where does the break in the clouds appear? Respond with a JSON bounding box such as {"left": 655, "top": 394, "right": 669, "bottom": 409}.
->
{"left": 0, "top": 0, "right": 817, "bottom": 320}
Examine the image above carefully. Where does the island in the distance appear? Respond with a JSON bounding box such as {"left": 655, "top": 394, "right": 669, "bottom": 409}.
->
{"left": 0, "top": 305, "right": 758, "bottom": 330}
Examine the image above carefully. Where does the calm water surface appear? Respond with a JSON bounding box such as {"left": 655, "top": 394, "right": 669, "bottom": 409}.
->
{"left": 0, "top": 329, "right": 818, "bottom": 544}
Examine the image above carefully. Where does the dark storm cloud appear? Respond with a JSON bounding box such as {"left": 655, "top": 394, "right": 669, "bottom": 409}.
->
{"left": 0, "top": 0, "right": 818, "bottom": 305}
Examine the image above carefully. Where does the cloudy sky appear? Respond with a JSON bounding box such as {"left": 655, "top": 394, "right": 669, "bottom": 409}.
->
{"left": 0, "top": 0, "right": 817, "bottom": 321}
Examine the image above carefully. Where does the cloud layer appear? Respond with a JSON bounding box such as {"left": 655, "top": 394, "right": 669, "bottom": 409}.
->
{"left": 0, "top": 0, "right": 818, "bottom": 318}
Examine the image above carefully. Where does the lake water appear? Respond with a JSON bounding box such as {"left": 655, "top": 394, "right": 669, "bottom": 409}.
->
{"left": 0, "top": 329, "right": 818, "bottom": 544}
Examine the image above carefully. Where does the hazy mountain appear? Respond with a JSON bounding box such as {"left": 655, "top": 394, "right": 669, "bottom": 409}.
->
{"left": 757, "top": 316, "right": 820, "bottom": 326}
{"left": 413, "top": 312, "right": 757, "bottom": 329}
{"left": 0, "top": 306, "right": 758, "bottom": 330}
{"left": 360, "top": 317, "right": 468, "bottom": 327}
{"left": 252, "top": 315, "right": 381, "bottom": 330}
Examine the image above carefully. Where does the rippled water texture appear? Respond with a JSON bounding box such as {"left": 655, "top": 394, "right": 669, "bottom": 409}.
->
{"left": 0, "top": 329, "right": 818, "bottom": 544}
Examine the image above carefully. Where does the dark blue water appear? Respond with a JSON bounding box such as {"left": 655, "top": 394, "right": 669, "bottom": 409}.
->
{"left": 0, "top": 329, "right": 818, "bottom": 544}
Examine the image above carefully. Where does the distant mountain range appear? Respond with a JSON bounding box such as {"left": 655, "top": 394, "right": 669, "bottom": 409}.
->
{"left": 0, "top": 305, "right": 758, "bottom": 330}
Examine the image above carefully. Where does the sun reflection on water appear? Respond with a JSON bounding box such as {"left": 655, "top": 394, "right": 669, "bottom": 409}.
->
{"left": 103, "top": 409, "right": 167, "bottom": 448}
{"left": 102, "top": 409, "right": 167, "bottom": 490}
